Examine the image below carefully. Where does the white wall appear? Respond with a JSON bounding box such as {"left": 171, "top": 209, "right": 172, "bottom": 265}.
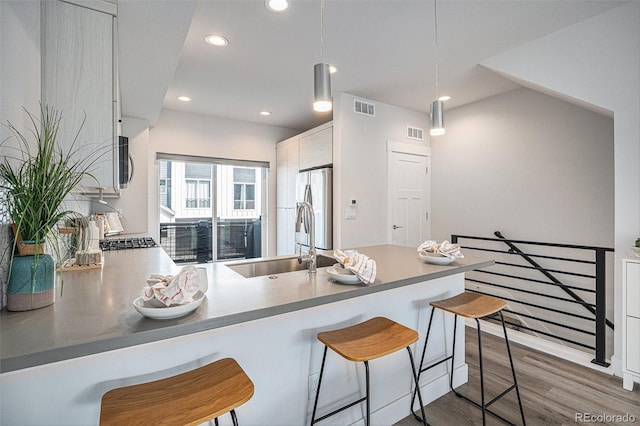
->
{"left": 480, "top": 2, "right": 640, "bottom": 374}
{"left": 0, "top": 1, "right": 41, "bottom": 307}
{"left": 432, "top": 88, "right": 614, "bottom": 247}
{"left": 432, "top": 88, "right": 615, "bottom": 356}
{"left": 148, "top": 109, "right": 298, "bottom": 256}
{"left": 333, "top": 93, "right": 430, "bottom": 249}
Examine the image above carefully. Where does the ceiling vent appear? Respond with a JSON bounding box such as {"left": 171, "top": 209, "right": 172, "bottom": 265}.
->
{"left": 407, "top": 126, "right": 424, "bottom": 141}
{"left": 354, "top": 99, "right": 375, "bottom": 117}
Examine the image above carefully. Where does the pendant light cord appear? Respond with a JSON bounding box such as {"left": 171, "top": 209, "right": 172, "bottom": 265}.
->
{"left": 320, "top": 0, "right": 325, "bottom": 63}
{"left": 434, "top": 0, "right": 439, "bottom": 99}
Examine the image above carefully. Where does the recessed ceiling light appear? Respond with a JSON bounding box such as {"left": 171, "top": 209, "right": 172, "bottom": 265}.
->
{"left": 178, "top": 96, "right": 191, "bottom": 102}
{"left": 260, "top": 111, "right": 272, "bottom": 116}
{"left": 265, "top": 0, "right": 289, "bottom": 12}
{"left": 205, "top": 34, "right": 229, "bottom": 47}
{"left": 329, "top": 65, "right": 339, "bottom": 74}
{"left": 438, "top": 95, "right": 451, "bottom": 101}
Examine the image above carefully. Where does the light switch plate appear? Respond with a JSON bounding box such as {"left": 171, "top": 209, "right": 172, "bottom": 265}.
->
{"left": 346, "top": 206, "right": 357, "bottom": 219}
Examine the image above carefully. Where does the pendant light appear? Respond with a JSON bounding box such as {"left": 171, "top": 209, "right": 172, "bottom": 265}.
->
{"left": 313, "top": 0, "right": 332, "bottom": 112}
{"left": 430, "top": 0, "right": 445, "bottom": 136}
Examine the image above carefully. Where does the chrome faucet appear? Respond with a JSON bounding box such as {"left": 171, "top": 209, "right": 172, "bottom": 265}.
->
{"left": 295, "top": 201, "right": 316, "bottom": 273}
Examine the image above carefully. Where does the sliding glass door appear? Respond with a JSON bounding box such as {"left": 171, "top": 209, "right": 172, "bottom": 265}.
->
{"left": 157, "top": 156, "right": 267, "bottom": 263}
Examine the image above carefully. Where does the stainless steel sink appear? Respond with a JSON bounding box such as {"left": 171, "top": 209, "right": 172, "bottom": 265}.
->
{"left": 226, "top": 254, "right": 337, "bottom": 278}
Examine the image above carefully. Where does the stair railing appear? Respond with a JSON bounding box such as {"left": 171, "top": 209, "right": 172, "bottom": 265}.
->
{"left": 451, "top": 232, "right": 614, "bottom": 367}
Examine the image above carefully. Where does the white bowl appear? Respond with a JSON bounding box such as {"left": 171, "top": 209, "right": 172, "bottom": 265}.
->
{"left": 418, "top": 251, "right": 455, "bottom": 265}
{"left": 327, "top": 266, "right": 362, "bottom": 285}
{"left": 133, "top": 291, "right": 205, "bottom": 320}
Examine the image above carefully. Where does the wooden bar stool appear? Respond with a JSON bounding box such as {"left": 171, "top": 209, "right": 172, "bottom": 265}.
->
{"left": 411, "top": 292, "right": 526, "bottom": 425}
{"left": 310, "top": 317, "right": 428, "bottom": 426}
{"left": 100, "top": 357, "right": 254, "bottom": 426}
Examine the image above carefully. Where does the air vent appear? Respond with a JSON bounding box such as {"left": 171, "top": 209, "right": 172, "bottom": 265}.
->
{"left": 407, "top": 126, "right": 424, "bottom": 141}
{"left": 354, "top": 99, "right": 375, "bottom": 117}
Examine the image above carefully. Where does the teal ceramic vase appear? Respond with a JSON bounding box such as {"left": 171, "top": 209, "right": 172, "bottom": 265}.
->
{"left": 7, "top": 254, "right": 56, "bottom": 311}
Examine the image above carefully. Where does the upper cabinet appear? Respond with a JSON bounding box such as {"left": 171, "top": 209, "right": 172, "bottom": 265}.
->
{"left": 298, "top": 125, "right": 333, "bottom": 171}
{"left": 42, "top": 0, "right": 118, "bottom": 193}
{"left": 276, "top": 138, "right": 299, "bottom": 209}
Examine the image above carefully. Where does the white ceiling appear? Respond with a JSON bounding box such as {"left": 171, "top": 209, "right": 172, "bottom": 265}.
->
{"left": 118, "top": 0, "right": 626, "bottom": 132}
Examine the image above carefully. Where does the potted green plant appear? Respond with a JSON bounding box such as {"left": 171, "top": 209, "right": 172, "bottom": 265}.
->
{"left": 0, "top": 105, "right": 102, "bottom": 311}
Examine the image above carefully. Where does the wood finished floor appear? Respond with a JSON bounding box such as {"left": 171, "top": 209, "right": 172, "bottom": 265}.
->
{"left": 394, "top": 327, "right": 640, "bottom": 426}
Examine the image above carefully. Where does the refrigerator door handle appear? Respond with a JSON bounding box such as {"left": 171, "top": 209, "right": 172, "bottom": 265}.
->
{"left": 304, "top": 183, "right": 313, "bottom": 205}
{"left": 303, "top": 184, "right": 313, "bottom": 233}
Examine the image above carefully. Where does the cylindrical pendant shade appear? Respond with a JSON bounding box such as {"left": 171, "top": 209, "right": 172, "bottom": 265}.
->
{"left": 430, "top": 99, "right": 445, "bottom": 136}
{"left": 314, "top": 63, "right": 332, "bottom": 112}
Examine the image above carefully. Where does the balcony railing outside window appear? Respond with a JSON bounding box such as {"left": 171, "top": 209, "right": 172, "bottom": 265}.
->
{"left": 160, "top": 218, "right": 261, "bottom": 263}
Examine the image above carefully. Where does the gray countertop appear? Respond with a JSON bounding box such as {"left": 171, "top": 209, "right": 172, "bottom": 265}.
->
{"left": 0, "top": 244, "right": 493, "bottom": 373}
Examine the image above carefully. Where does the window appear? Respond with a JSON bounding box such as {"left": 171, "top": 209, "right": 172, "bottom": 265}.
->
{"left": 156, "top": 152, "right": 268, "bottom": 263}
{"left": 184, "top": 163, "right": 212, "bottom": 209}
{"left": 185, "top": 179, "right": 211, "bottom": 208}
{"left": 233, "top": 168, "right": 256, "bottom": 210}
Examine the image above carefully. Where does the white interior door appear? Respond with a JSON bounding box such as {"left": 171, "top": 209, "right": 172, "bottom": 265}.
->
{"left": 388, "top": 149, "right": 430, "bottom": 247}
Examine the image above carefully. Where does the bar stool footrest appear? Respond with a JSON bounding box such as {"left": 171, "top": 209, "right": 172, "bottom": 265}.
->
{"left": 452, "top": 388, "right": 519, "bottom": 426}
{"left": 418, "top": 355, "right": 453, "bottom": 375}
{"left": 312, "top": 397, "right": 367, "bottom": 425}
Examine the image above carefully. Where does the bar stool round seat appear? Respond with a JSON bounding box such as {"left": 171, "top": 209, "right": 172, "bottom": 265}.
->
{"left": 411, "top": 292, "right": 526, "bottom": 425}
{"left": 311, "top": 317, "right": 428, "bottom": 426}
{"left": 100, "top": 357, "right": 254, "bottom": 426}
{"left": 430, "top": 292, "right": 506, "bottom": 319}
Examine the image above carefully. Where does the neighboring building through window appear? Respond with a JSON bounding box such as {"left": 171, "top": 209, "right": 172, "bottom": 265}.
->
{"left": 233, "top": 167, "right": 255, "bottom": 210}
{"left": 159, "top": 160, "right": 172, "bottom": 210}
{"left": 185, "top": 163, "right": 212, "bottom": 209}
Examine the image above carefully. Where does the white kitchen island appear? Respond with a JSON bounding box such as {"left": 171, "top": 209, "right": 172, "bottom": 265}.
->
{"left": 0, "top": 245, "right": 492, "bottom": 425}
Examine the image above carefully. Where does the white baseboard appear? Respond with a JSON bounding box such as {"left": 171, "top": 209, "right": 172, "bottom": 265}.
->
{"left": 466, "top": 320, "right": 614, "bottom": 376}
{"left": 610, "top": 354, "right": 623, "bottom": 377}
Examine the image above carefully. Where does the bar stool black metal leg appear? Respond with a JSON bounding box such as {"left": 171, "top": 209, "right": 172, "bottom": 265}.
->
{"left": 450, "top": 313, "right": 458, "bottom": 393}
{"left": 407, "top": 346, "right": 428, "bottom": 426}
{"left": 411, "top": 307, "right": 435, "bottom": 418}
{"left": 476, "top": 319, "right": 487, "bottom": 426}
{"left": 230, "top": 409, "right": 239, "bottom": 426}
{"left": 499, "top": 311, "right": 526, "bottom": 426}
{"left": 310, "top": 346, "right": 329, "bottom": 425}
{"left": 214, "top": 417, "right": 219, "bottom": 426}
{"left": 364, "top": 361, "right": 370, "bottom": 426}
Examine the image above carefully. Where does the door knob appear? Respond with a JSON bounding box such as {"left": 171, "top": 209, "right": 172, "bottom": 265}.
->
{"left": 392, "top": 225, "right": 403, "bottom": 230}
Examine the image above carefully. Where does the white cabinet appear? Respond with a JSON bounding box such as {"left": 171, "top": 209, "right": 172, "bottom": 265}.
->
{"left": 276, "top": 207, "right": 298, "bottom": 256}
{"left": 627, "top": 317, "right": 640, "bottom": 376}
{"left": 276, "top": 138, "right": 299, "bottom": 255}
{"left": 276, "top": 122, "right": 333, "bottom": 255}
{"left": 276, "top": 138, "right": 299, "bottom": 209}
{"left": 299, "top": 126, "right": 332, "bottom": 171}
{"left": 622, "top": 258, "right": 640, "bottom": 391}
{"left": 42, "top": 0, "right": 117, "bottom": 192}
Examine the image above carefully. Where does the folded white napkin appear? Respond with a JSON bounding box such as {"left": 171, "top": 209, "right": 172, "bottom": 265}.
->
{"left": 333, "top": 249, "right": 377, "bottom": 284}
{"left": 140, "top": 265, "right": 201, "bottom": 307}
{"left": 417, "top": 240, "right": 464, "bottom": 261}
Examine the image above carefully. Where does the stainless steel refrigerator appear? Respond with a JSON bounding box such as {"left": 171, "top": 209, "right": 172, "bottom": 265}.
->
{"left": 295, "top": 168, "right": 333, "bottom": 250}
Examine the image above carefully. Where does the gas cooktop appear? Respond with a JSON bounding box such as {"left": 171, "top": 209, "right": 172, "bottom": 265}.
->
{"left": 99, "top": 236, "right": 157, "bottom": 251}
